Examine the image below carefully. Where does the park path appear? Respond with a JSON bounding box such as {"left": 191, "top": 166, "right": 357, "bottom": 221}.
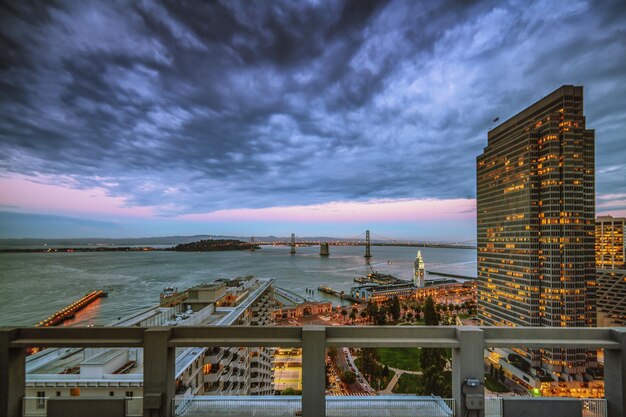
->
{"left": 378, "top": 365, "right": 423, "bottom": 394}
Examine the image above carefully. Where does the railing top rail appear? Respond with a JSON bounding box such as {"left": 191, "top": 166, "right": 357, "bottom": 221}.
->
{"left": 3, "top": 325, "right": 624, "bottom": 349}
{"left": 325, "top": 326, "right": 460, "bottom": 347}
{"left": 5, "top": 327, "right": 144, "bottom": 348}
{"left": 481, "top": 326, "right": 624, "bottom": 349}
{"left": 169, "top": 326, "right": 302, "bottom": 347}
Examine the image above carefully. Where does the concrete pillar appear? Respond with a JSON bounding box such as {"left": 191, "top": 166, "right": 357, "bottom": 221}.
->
{"left": 302, "top": 326, "right": 326, "bottom": 417}
{"left": 0, "top": 328, "right": 25, "bottom": 417}
{"left": 143, "top": 328, "right": 175, "bottom": 417}
{"left": 605, "top": 328, "right": 626, "bottom": 417}
{"left": 452, "top": 327, "right": 484, "bottom": 417}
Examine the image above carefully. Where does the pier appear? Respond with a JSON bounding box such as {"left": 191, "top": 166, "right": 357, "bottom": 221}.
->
{"left": 427, "top": 271, "right": 476, "bottom": 280}
{"left": 36, "top": 290, "right": 107, "bottom": 327}
{"left": 317, "top": 285, "right": 363, "bottom": 304}
{"left": 275, "top": 287, "right": 306, "bottom": 304}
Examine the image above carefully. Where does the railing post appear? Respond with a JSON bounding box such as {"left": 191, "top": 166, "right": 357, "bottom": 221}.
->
{"left": 302, "top": 326, "right": 326, "bottom": 417}
{"left": 606, "top": 328, "right": 626, "bottom": 417}
{"left": 453, "top": 327, "right": 484, "bottom": 417}
{"left": 143, "top": 328, "right": 175, "bottom": 417}
{"left": 0, "top": 329, "right": 25, "bottom": 417}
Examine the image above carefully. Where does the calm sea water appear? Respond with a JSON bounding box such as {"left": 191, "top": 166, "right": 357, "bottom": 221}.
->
{"left": 0, "top": 245, "right": 476, "bottom": 326}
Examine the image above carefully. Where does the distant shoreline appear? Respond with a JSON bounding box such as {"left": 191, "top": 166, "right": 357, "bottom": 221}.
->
{"left": 0, "top": 246, "right": 258, "bottom": 253}
{"left": 0, "top": 239, "right": 259, "bottom": 253}
{"left": 0, "top": 243, "right": 476, "bottom": 252}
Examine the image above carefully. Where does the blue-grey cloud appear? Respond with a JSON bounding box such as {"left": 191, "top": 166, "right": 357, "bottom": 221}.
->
{"left": 1, "top": 0, "right": 625, "bottom": 215}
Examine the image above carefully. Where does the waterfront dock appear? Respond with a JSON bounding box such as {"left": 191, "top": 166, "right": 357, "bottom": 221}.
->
{"left": 427, "top": 270, "right": 476, "bottom": 280}
{"left": 275, "top": 287, "right": 306, "bottom": 304}
{"left": 36, "top": 290, "right": 107, "bottom": 327}
{"left": 317, "top": 285, "right": 363, "bottom": 304}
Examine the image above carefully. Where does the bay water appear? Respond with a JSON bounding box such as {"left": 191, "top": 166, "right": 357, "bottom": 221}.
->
{"left": 0, "top": 245, "right": 476, "bottom": 326}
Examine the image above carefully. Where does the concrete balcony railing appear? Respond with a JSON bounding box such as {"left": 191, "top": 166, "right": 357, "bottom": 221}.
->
{"left": 204, "top": 348, "right": 224, "bottom": 364}
{"left": 1, "top": 326, "right": 625, "bottom": 417}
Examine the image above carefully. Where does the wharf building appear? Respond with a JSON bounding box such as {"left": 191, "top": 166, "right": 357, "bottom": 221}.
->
{"left": 477, "top": 85, "right": 597, "bottom": 381}
{"left": 24, "top": 276, "right": 275, "bottom": 400}
{"left": 351, "top": 279, "right": 469, "bottom": 303}
{"left": 273, "top": 301, "right": 333, "bottom": 320}
{"left": 595, "top": 215, "right": 626, "bottom": 326}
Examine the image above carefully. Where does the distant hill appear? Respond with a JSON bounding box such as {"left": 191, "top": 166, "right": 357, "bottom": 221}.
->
{"left": 0, "top": 234, "right": 350, "bottom": 248}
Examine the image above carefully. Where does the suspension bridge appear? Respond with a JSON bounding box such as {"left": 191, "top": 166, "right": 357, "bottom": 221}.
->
{"left": 252, "top": 231, "right": 476, "bottom": 250}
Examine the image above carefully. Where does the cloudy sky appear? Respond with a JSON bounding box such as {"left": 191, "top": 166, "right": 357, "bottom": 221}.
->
{"left": 1, "top": 0, "right": 625, "bottom": 240}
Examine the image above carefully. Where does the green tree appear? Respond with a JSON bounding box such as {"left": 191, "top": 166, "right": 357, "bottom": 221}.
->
{"left": 423, "top": 297, "right": 439, "bottom": 325}
{"left": 366, "top": 300, "right": 378, "bottom": 323}
{"left": 349, "top": 309, "right": 357, "bottom": 323}
{"left": 417, "top": 296, "right": 450, "bottom": 396}
{"left": 489, "top": 363, "right": 495, "bottom": 378}
{"left": 360, "top": 310, "right": 367, "bottom": 321}
{"left": 419, "top": 364, "right": 449, "bottom": 396}
{"left": 382, "top": 364, "right": 390, "bottom": 378}
{"left": 360, "top": 348, "right": 380, "bottom": 383}
{"left": 414, "top": 304, "right": 422, "bottom": 316}
{"left": 340, "top": 370, "right": 357, "bottom": 385}
{"left": 389, "top": 295, "right": 401, "bottom": 321}
{"left": 375, "top": 307, "right": 387, "bottom": 325}
{"left": 341, "top": 309, "right": 348, "bottom": 321}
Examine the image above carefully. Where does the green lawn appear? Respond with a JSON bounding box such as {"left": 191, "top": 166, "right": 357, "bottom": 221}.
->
{"left": 484, "top": 374, "right": 510, "bottom": 393}
{"left": 377, "top": 348, "right": 422, "bottom": 371}
{"left": 392, "top": 373, "right": 421, "bottom": 394}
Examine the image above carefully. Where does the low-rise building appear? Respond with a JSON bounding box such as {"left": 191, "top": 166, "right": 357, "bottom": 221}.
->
{"left": 25, "top": 276, "right": 276, "bottom": 400}
{"left": 273, "top": 301, "right": 333, "bottom": 320}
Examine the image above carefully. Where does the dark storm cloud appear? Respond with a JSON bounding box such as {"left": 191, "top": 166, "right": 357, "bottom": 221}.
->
{"left": 1, "top": 0, "right": 625, "bottom": 215}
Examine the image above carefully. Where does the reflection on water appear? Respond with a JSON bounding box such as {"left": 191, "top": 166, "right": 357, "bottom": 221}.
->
{"left": 60, "top": 297, "right": 102, "bottom": 327}
{"left": 0, "top": 245, "right": 476, "bottom": 326}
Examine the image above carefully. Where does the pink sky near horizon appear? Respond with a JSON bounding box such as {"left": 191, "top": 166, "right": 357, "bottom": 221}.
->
{"left": 1, "top": 174, "right": 625, "bottom": 224}
{"left": 179, "top": 198, "right": 477, "bottom": 223}
{"left": 0, "top": 175, "right": 156, "bottom": 218}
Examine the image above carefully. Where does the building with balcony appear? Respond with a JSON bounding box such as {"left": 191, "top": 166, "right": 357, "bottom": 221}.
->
{"left": 21, "top": 276, "right": 275, "bottom": 402}
{"left": 595, "top": 216, "right": 626, "bottom": 326}
{"left": 477, "top": 85, "right": 597, "bottom": 380}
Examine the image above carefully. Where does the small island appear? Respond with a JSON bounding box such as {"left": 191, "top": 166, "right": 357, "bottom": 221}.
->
{"left": 169, "top": 239, "right": 259, "bottom": 252}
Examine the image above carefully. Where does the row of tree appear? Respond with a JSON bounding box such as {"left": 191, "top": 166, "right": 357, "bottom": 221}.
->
{"left": 417, "top": 297, "right": 452, "bottom": 397}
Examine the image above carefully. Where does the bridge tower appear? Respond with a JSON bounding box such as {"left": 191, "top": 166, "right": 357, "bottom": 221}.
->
{"left": 290, "top": 233, "right": 296, "bottom": 254}
{"left": 320, "top": 242, "right": 329, "bottom": 256}
{"left": 364, "top": 230, "right": 372, "bottom": 258}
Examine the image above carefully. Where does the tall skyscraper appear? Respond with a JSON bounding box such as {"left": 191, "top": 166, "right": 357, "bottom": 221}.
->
{"left": 595, "top": 215, "right": 626, "bottom": 326}
{"left": 477, "top": 85, "right": 596, "bottom": 379}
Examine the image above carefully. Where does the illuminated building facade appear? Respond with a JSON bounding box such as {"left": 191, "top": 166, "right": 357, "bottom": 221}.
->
{"left": 477, "top": 85, "right": 596, "bottom": 379}
{"left": 596, "top": 215, "right": 625, "bottom": 269}
{"left": 596, "top": 215, "right": 626, "bottom": 326}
